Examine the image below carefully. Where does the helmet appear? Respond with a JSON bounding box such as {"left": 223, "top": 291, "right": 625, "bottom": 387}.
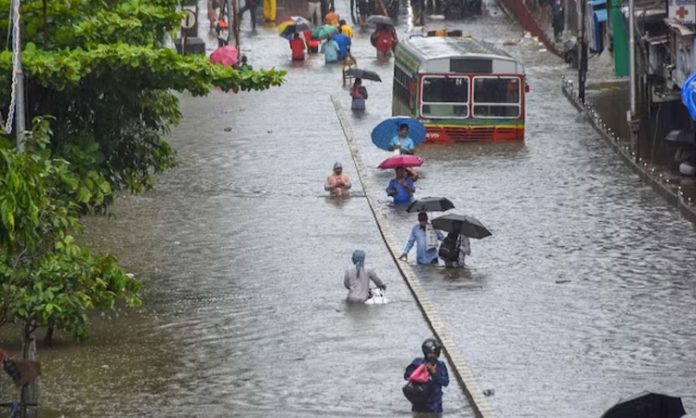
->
{"left": 421, "top": 338, "right": 442, "bottom": 357}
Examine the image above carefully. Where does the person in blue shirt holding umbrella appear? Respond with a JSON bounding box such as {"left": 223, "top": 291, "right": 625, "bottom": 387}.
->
{"left": 389, "top": 123, "right": 416, "bottom": 154}
{"left": 399, "top": 212, "right": 444, "bottom": 264}
{"left": 386, "top": 167, "right": 415, "bottom": 204}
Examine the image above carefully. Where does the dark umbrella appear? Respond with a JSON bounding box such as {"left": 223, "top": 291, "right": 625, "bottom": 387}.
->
{"left": 600, "top": 392, "right": 686, "bottom": 418}
{"left": 430, "top": 214, "right": 491, "bottom": 239}
{"left": 367, "top": 15, "right": 395, "bottom": 26}
{"left": 406, "top": 197, "right": 455, "bottom": 213}
{"left": 345, "top": 68, "right": 382, "bottom": 82}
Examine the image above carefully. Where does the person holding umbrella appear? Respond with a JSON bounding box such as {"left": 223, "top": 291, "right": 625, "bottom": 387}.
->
{"left": 289, "top": 33, "right": 306, "bottom": 61}
{"left": 350, "top": 78, "right": 368, "bottom": 111}
{"left": 389, "top": 123, "right": 416, "bottom": 155}
{"left": 386, "top": 167, "right": 416, "bottom": 204}
{"left": 399, "top": 212, "right": 444, "bottom": 265}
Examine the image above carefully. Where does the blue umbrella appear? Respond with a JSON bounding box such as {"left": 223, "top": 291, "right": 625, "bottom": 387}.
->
{"left": 371, "top": 116, "right": 426, "bottom": 151}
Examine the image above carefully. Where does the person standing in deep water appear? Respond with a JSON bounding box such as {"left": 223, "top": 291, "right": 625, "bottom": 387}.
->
{"left": 389, "top": 123, "right": 416, "bottom": 155}
{"left": 386, "top": 166, "right": 415, "bottom": 204}
{"left": 404, "top": 338, "right": 450, "bottom": 417}
{"left": 344, "top": 250, "right": 386, "bottom": 303}
{"left": 324, "top": 162, "right": 352, "bottom": 197}
{"left": 399, "top": 212, "right": 443, "bottom": 264}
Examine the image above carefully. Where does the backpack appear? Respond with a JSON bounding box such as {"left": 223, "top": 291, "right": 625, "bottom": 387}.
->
{"left": 438, "top": 233, "right": 459, "bottom": 262}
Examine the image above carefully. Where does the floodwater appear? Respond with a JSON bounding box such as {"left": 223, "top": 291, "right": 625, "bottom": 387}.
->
{"left": 2, "top": 0, "right": 695, "bottom": 417}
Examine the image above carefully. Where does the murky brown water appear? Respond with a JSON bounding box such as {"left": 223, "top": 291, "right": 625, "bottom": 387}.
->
{"left": 2, "top": 0, "right": 695, "bottom": 417}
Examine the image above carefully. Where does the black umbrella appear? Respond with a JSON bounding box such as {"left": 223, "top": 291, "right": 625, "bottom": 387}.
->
{"left": 600, "top": 392, "right": 686, "bottom": 418}
{"left": 430, "top": 214, "right": 492, "bottom": 239}
{"left": 345, "top": 68, "right": 382, "bottom": 82}
{"left": 367, "top": 15, "right": 395, "bottom": 26}
{"left": 406, "top": 197, "right": 455, "bottom": 213}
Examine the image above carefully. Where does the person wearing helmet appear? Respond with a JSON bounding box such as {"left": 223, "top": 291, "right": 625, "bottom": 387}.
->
{"left": 404, "top": 338, "right": 450, "bottom": 416}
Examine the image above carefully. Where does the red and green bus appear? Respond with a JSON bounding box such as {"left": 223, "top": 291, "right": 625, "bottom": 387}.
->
{"left": 393, "top": 34, "right": 527, "bottom": 143}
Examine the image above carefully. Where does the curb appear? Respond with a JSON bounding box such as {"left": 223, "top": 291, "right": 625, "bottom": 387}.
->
{"left": 561, "top": 77, "right": 696, "bottom": 224}
{"left": 331, "top": 96, "right": 496, "bottom": 418}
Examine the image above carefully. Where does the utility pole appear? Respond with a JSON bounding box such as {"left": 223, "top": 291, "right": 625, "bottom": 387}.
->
{"left": 11, "top": 0, "right": 26, "bottom": 152}
{"left": 578, "top": 0, "right": 588, "bottom": 103}
{"left": 627, "top": 0, "right": 640, "bottom": 161}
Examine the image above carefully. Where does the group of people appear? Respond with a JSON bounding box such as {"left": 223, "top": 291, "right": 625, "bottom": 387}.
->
{"left": 288, "top": 13, "right": 354, "bottom": 62}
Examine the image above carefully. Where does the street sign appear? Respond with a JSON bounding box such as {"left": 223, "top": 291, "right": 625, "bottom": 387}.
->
{"left": 668, "top": 0, "right": 696, "bottom": 24}
{"left": 181, "top": 9, "right": 196, "bottom": 29}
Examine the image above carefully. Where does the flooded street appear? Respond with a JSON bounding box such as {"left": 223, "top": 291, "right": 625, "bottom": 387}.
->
{"left": 8, "top": 0, "right": 696, "bottom": 417}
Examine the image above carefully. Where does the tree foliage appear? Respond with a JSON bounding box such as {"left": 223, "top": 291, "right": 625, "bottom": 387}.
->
{"left": 0, "top": 118, "right": 141, "bottom": 341}
{"left": 0, "top": 0, "right": 285, "bottom": 195}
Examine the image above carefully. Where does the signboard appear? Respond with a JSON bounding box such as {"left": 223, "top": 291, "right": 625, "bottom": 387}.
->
{"left": 181, "top": 9, "right": 196, "bottom": 29}
{"left": 668, "top": 0, "right": 696, "bottom": 25}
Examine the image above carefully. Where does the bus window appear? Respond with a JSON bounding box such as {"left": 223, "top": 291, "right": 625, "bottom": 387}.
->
{"left": 421, "top": 76, "right": 469, "bottom": 118}
{"left": 472, "top": 77, "right": 520, "bottom": 118}
{"left": 394, "top": 64, "right": 416, "bottom": 109}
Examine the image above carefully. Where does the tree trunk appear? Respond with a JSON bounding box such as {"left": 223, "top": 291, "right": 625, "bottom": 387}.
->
{"left": 21, "top": 322, "right": 37, "bottom": 418}
{"left": 44, "top": 316, "right": 55, "bottom": 347}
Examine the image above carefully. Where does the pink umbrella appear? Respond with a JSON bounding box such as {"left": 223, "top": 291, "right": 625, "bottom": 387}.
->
{"left": 377, "top": 155, "right": 424, "bottom": 169}
{"left": 210, "top": 45, "right": 239, "bottom": 67}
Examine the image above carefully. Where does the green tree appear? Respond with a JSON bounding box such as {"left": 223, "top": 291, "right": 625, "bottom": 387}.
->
{"left": 0, "top": 118, "right": 141, "bottom": 347}
{"left": 0, "top": 0, "right": 285, "bottom": 198}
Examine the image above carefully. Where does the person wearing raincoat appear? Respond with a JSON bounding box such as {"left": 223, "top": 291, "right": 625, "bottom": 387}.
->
{"left": 344, "top": 250, "right": 386, "bottom": 303}
{"left": 320, "top": 38, "right": 340, "bottom": 63}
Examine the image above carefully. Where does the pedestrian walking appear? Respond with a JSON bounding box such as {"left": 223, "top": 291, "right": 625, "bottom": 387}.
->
{"left": 324, "top": 162, "right": 352, "bottom": 196}
{"left": 344, "top": 250, "right": 386, "bottom": 303}
{"left": 208, "top": 0, "right": 221, "bottom": 29}
{"left": 552, "top": 0, "right": 565, "bottom": 42}
{"left": 386, "top": 167, "right": 415, "bottom": 204}
{"left": 331, "top": 33, "right": 352, "bottom": 61}
{"left": 215, "top": 18, "right": 229, "bottom": 47}
{"left": 439, "top": 231, "right": 471, "bottom": 267}
{"left": 338, "top": 19, "right": 354, "bottom": 38}
{"left": 304, "top": 29, "right": 320, "bottom": 53}
{"left": 238, "top": 0, "right": 259, "bottom": 30}
{"left": 350, "top": 78, "right": 368, "bottom": 111}
{"left": 404, "top": 338, "right": 450, "bottom": 416}
{"left": 289, "top": 33, "right": 306, "bottom": 61}
{"left": 399, "top": 212, "right": 443, "bottom": 264}
{"left": 320, "top": 38, "right": 340, "bottom": 63}
{"left": 308, "top": 0, "right": 322, "bottom": 25}
{"left": 371, "top": 24, "right": 398, "bottom": 58}
{"left": 389, "top": 123, "right": 416, "bottom": 155}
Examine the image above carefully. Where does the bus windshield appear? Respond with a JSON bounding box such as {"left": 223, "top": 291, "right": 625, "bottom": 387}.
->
{"left": 421, "top": 76, "right": 469, "bottom": 118}
{"left": 472, "top": 77, "right": 520, "bottom": 118}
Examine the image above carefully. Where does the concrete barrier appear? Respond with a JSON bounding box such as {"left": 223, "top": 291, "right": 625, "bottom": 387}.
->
{"left": 332, "top": 96, "right": 497, "bottom": 418}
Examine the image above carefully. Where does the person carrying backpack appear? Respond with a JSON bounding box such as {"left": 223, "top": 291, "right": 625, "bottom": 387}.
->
{"left": 439, "top": 231, "right": 471, "bottom": 267}
{"left": 404, "top": 338, "right": 449, "bottom": 416}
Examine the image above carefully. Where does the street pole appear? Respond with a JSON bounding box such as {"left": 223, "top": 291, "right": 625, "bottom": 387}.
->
{"left": 627, "top": 0, "right": 640, "bottom": 161}
{"left": 12, "top": 0, "right": 26, "bottom": 152}
{"left": 578, "top": 0, "right": 587, "bottom": 103}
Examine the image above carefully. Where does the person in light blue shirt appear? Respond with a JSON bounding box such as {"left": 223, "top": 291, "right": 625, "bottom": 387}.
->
{"left": 320, "top": 39, "right": 339, "bottom": 63}
{"left": 388, "top": 123, "right": 416, "bottom": 155}
{"left": 399, "top": 212, "right": 444, "bottom": 264}
{"left": 386, "top": 167, "right": 415, "bottom": 204}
